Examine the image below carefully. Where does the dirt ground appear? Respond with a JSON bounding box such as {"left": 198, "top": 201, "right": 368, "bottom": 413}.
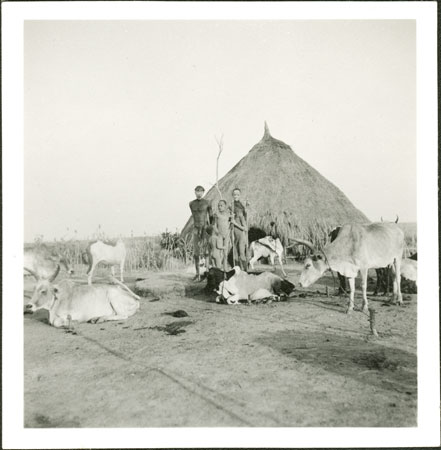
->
{"left": 24, "top": 263, "right": 417, "bottom": 427}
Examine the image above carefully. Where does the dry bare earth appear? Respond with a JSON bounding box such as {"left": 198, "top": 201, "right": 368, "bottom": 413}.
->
{"left": 24, "top": 263, "right": 417, "bottom": 428}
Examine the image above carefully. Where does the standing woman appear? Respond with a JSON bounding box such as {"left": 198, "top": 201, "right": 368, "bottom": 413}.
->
{"left": 231, "top": 188, "right": 248, "bottom": 271}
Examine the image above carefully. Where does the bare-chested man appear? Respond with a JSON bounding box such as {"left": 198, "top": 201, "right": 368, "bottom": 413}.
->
{"left": 189, "top": 185, "right": 212, "bottom": 281}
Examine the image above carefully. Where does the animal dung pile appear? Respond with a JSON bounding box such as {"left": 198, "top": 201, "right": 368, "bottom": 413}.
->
{"left": 149, "top": 320, "right": 193, "bottom": 336}
{"left": 163, "top": 310, "right": 189, "bottom": 318}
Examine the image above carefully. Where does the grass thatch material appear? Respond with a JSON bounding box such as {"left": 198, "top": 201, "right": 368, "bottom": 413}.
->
{"left": 182, "top": 123, "right": 369, "bottom": 245}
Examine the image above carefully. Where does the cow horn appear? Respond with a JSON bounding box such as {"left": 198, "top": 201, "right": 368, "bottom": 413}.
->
{"left": 395, "top": 215, "right": 399, "bottom": 223}
{"left": 381, "top": 216, "right": 383, "bottom": 222}
{"left": 25, "top": 267, "right": 39, "bottom": 280}
{"left": 48, "top": 264, "right": 60, "bottom": 282}
{"left": 288, "top": 238, "right": 316, "bottom": 253}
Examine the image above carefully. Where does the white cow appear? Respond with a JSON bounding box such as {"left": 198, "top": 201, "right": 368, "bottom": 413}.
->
{"left": 395, "top": 258, "right": 417, "bottom": 285}
{"left": 249, "top": 237, "right": 286, "bottom": 276}
{"left": 25, "top": 277, "right": 140, "bottom": 328}
{"left": 216, "top": 266, "right": 295, "bottom": 305}
{"left": 290, "top": 222, "right": 404, "bottom": 314}
{"left": 24, "top": 245, "right": 74, "bottom": 281}
{"left": 86, "top": 239, "right": 126, "bottom": 285}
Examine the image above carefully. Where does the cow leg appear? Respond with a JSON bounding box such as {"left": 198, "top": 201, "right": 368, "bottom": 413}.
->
{"left": 249, "top": 255, "right": 258, "bottom": 271}
{"left": 120, "top": 258, "right": 125, "bottom": 282}
{"left": 373, "top": 269, "right": 380, "bottom": 296}
{"left": 337, "top": 273, "right": 347, "bottom": 295}
{"left": 393, "top": 258, "right": 403, "bottom": 305}
{"left": 385, "top": 266, "right": 392, "bottom": 296}
{"left": 277, "top": 253, "right": 287, "bottom": 277}
{"left": 88, "top": 260, "right": 99, "bottom": 285}
{"left": 269, "top": 253, "right": 275, "bottom": 268}
{"left": 346, "top": 277, "right": 355, "bottom": 313}
{"left": 90, "top": 314, "right": 129, "bottom": 324}
{"left": 194, "top": 256, "right": 201, "bottom": 281}
{"left": 360, "top": 268, "right": 369, "bottom": 313}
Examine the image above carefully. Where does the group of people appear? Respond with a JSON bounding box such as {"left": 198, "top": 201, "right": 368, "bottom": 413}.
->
{"left": 189, "top": 185, "right": 248, "bottom": 280}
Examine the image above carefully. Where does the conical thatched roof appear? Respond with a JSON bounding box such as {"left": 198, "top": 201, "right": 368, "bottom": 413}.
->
{"left": 182, "top": 123, "right": 369, "bottom": 245}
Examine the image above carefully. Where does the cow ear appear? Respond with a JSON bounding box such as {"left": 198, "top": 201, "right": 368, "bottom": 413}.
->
{"left": 226, "top": 269, "right": 236, "bottom": 280}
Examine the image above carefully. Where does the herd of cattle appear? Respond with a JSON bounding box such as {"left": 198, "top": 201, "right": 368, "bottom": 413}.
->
{"left": 23, "top": 221, "right": 417, "bottom": 327}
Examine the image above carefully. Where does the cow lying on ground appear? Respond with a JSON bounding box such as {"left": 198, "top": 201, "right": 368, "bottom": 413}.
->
{"left": 215, "top": 266, "right": 295, "bottom": 305}
{"left": 249, "top": 237, "right": 287, "bottom": 276}
{"left": 290, "top": 222, "right": 404, "bottom": 313}
{"left": 86, "top": 239, "right": 126, "bottom": 285}
{"left": 25, "top": 277, "right": 140, "bottom": 328}
{"left": 24, "top": 245, "right": 74, "bottom": 281}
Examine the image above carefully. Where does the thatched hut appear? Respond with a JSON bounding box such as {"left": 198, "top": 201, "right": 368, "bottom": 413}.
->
{"left": 182, "top": 123, "right": 369, "bottom": 246}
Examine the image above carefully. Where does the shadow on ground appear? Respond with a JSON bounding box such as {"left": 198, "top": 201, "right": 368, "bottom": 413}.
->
{"left": 256, "top": 329, "right": 417, "bottom": 395}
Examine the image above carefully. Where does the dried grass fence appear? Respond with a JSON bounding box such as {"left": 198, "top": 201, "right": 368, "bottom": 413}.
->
{"left": 25, "top": 222, "right": 417, "bottom": 275}
{"left": 26, "top": 230, "right": 196, "bottom": 276}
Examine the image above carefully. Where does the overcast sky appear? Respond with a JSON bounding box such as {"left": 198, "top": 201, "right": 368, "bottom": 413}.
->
{"left": 24, "top": 20, "right": 415, "bottom": 242}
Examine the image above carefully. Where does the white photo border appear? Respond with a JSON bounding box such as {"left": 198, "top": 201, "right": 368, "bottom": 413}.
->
{"left": 3, "top": 1, "right": 439, "bottom": 448}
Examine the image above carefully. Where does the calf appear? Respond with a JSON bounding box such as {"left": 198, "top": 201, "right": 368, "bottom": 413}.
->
{"left": 25, "top": 278, "right": 140, "bottom": 328}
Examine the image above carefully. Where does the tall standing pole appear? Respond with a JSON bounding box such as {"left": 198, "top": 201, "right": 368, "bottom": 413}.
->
{"left": 244, "top": 199, "right": 250, "bottom": 269}
{"left": 215, "top": 135, "right": 224, "bottom": 200}
{"left": 230, "top": 202, "right": 236, "bottom": 268}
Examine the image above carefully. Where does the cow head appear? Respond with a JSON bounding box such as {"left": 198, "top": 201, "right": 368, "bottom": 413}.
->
{"left": 215, "top": 267, "right": 241, "bottom": 304}
{"left": 26, "top": 278, "right": 59, "bottom": 313}
{"left": 272, "top": 277, "right": 296, "bottom": 296}
{"left": 298, "top": 255, "right": 327, "bottom": 287}
{"left": 205, "top": 267, "right": 236, "bottom": 294}
{"left": 289, "top": 238, "right": 328, "bottom": 287}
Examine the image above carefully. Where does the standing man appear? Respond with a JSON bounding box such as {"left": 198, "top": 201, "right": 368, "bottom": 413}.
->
{"left": 231, "top": 188, "right": 248, "bottom": 271}
{"left": 189, "top": 185, "right": 212, "bottom": 281}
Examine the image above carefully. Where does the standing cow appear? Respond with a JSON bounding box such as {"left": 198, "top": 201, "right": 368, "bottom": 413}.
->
{"left": 86, "top": 239, "right": 126, "bottom": 285}
{"left": 248, "top": 236, "right": 287, "bottom": 277}
{"left": 291, "top": 222, "right": 404, "bottom": 313}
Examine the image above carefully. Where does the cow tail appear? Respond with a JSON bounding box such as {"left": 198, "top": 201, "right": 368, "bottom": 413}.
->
{"left": 109, "top": 276, "right": 141, "bottom": 300}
